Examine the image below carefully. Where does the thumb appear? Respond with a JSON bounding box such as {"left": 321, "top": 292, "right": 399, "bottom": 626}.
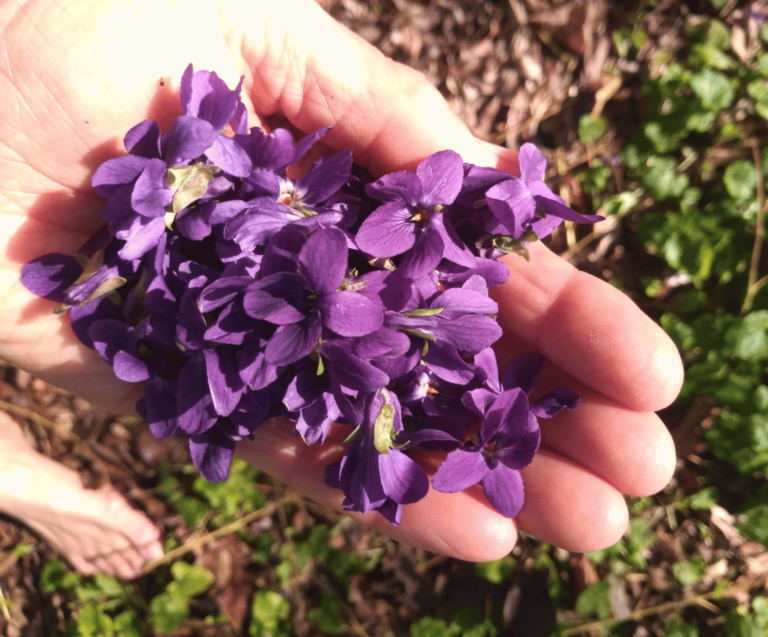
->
{"left": 226, "top": 0, "right": 519, "bottom": 174}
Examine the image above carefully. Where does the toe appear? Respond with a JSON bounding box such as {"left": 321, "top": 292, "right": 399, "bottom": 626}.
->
{"left": 91, "top": 555, "right": 118, "bottom": 577}
{"left": 109, "top": 553, "right": 143, "bottom": 580}
{"left": 68, "top": 555, "right": 96, "bottom": 577}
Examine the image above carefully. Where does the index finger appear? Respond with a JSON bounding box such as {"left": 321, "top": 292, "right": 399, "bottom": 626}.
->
{"left": 493, "top": 242, "right": 684, "bottom": 412}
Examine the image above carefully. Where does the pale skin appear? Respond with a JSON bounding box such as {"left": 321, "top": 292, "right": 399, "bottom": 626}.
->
{"left": 0, "top": 0, "right": 684, "bottom": 572}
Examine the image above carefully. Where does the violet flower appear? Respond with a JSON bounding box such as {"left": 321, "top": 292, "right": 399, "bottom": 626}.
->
{"left": 431, "top": 387, "right": 539, "bottom": 518}
{"left": 243, "top": 227, "right": 384, "bottom": 365}
{"left": 356, "top": 150, "right": 475, "bottom": 279}
{"left": 325, "top": 389, "right": 429, "bottom": 525}
{"left": 485, "top": 144, "right": 604, "bottom": 240}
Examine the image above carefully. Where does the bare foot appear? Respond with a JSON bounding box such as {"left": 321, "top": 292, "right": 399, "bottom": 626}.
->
{"left": 0, "top": 413, "right": 164, "bottom": 579}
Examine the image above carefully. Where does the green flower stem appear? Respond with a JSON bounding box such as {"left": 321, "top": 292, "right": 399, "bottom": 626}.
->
{"left": 741, "top": 138, "right": 766, "bottom": 315}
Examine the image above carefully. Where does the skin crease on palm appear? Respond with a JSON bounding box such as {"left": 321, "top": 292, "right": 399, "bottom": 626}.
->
{"left": 0, "top": 0, "right": 684, "bottom": 563}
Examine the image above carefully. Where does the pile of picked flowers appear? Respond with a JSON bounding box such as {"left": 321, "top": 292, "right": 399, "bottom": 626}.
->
{"left": 22, "top": 66, "right": 602, "bottom": 524}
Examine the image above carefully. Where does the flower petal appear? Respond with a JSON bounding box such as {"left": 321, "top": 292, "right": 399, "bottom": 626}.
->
{"left": 298, "top": 227, "right": 348, "bottom": 295}
{"left": 265, "top": 312, "right": 322, "bottom": 366}
{"left": 519, "top": 143, "right": 547, "bottom": 182}
{"left": 92, "top": 155, "right": 147, "bottom": 198}
{"left": 431, "top": 447, "right": 488, "bottom": 493}
{"left": 416, "top": 150, "right": 464, "bottom": 208}
{"left": 320, "top": 291, "right": 383, "bottom": 337}
{"left": 189, "top": 428, "right": 236, "bottom": 483}
{"left": 356, "top": 202, "right": 416, "bottom": 258}
{"left": 530, "top": 181, "right": 604, "bottom": 223}
{"left": 205, "top": 134, "right": 252, "bottom": 178}
{"left": 481, "top": 464, "right": 525, "bottom": 518}
{"left": 499, "top": 353, "right": 544, "bottom": 395}
{"left": 142, "top": 378, "right": 180, "bottom": 439}
{"left": 162, "top": 115, "right": 216, "bottom": 165}
{"left": 486, "top": 179, "right": 537, "bottom": 237}
{"left": 379, "top": 451, "right": 429, "bottom": 504}
{"left": 21, "top": 254, "right": 82, "bottom": 302}
{"left": 296, "top": 149, "right": 353, "bottom": 205}
{"left": 132, "top": 158, "right": 173, "bottom": 217}
{"left": 124, "top": 119, "right": 162, "bottom": 159}
{"left": 530, "top": 389, "right": 580, "bottom": 418}
{"left": 204, "top": 347, "right": 246, "bottom": 417}
{"left": 495, "top": 430, "right": 541, "bottom": 470}
{"left": 397, "top": 223, "right": 444, "bottom": 279}
{"left": 366, "top": 170, "right": 422, "bottom": 205}
{"left": 181, "top": 65, "right": 243, "bottom": 132}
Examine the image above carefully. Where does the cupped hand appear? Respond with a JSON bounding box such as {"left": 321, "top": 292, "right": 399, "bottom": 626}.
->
{"left": 0, "top": 0, "right": 683, "bottom": 561}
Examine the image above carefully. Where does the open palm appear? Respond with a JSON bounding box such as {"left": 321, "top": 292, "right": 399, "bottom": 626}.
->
{"left": 0, "top": 0, "right": 683, "bottom": 562}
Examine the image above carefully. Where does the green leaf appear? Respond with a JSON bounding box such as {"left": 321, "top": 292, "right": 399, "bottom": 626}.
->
{"left": 575, "top": 581, "right": 612, "bottom": 619}
{"left": 77, "top": 603, "right": 114, "bottom": 637}
{"left": 167, "top": 165, "right": 217, "bottom": 213}
{"left": 41, "top": 559, "right": 80, "bottom": 594}
{"left": 757, "top": 100, "right": 768, "bottom": 122}
{"left": 13, "top": 543, "right": 34, "bottom": 557}
{"left": 308, "top": 525, "right": 331, "bottom": 562}
{"left": 739, "top": 505, "right": 768, "bottom": 546}
{"left": 373, "top": 402, "right": 396, "bottom": 454}
{"left": 725, "top": 611, "right": 764, "bottom": 637}
{"left": 171, "top": 562, "right": 214, "bottom": 598}
{"left": 735, "top": 311, "right": 768, "bottom": 361}
{"left": 724, "top": 160, "right": 758, "bottom": 202}
{"left": 748, "top": 79, "right": 768, "bottom": 103}
{"left": 113, "top": 610, "right": 142, "bottom": 637}
{"left": 150, "top": 591, "right": 190, "bottom": 635}
{"left": 474, "top": 557, "right": 515, "bottom": 584}
{"left": 250, "top": 591, "right": 290, "bottom": 637}
{"left": 403, "top": 307, "right": 444, "bottom": 317}
{"left": 307, "top": 596, "right": 345, "bottom": 635}
{"left": 665, "top": 616, "right": 700, "bottom": 637}
{"left": 489, "top": 235, "right": 531, "bottom": 261}
{"left": 759, "top": 54, "right": 768, "bottom": 77}
{"left": 672, "top": 557, "right": 707, "bottom": 586}
{"left": 685, "top": 106, "right": 717, "bottom": 132}
{"left": 689, "top": 43, "right": 736, "bottom": 70}
{"left": 689, "top": 487, "right": 719, "bottom": 510}
{"left": 641, "top": 156, "right": 689, "bottom": 201}
{"left": 687, "top": 19, "right": 730, "bottom": 50}
{"left": 410, "top": 617, "right": 460, "bottom": 637}
{"left": 690, "top": 69, "right": 735, "bottom": 110}
{"left": 752, "top": 596, "right": 768, "bottom": 628}
{"left": 80, "top": 277, "right": 127, "bottom": 306}
{"left": 603, "top": 190, "right": 642, "bottom": 217}
{"left": 450, "top": 606, "right": 497, "bottom": 637}
{"left": 578, "top": 115, "right": 608, "bottom": 144}
{"left": 93, "top": 574, "right": 124, "bottom": 600}
{"left": 612, "top": 29, "right": 631, "bottom": 58}
{"left": 643, "top": 119, "right": 683, "bottom": 153}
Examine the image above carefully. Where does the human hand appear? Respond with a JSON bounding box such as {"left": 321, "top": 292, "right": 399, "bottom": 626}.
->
{"left": 0, "top": 0, "right": 683, "bottom": 561}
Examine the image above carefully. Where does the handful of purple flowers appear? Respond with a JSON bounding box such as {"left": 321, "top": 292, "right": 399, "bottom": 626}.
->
{"left": 21, "top": 66, "right": 602, "bottom": 525}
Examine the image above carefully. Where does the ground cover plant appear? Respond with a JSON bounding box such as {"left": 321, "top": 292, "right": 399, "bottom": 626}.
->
{"left": 2, "top": 0, "right": 768, "bottom": 636}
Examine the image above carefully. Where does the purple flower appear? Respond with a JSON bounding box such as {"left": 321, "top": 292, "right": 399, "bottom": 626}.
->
{"left": 243, "top": 227, "right": 384, "bottom": 365}
{"left": 180, "top": 64, "right": 252, "bottom": 177}
{"left": 431, "top": 387, "right": 539, "bottom": 517}
{"left": 325, "top": 389, "right": 429, "bottom": 525}
{"left": 356, "top": 150, "right": 475, "bottom": 279}
{"left": 464, "top": 351, "right": 579, "bottom": 420}
{"left": 485, "top": 144, "right": 603, "bottom": 240}
{"left": 385, "top": 279, "right": 502, "bottom": 354}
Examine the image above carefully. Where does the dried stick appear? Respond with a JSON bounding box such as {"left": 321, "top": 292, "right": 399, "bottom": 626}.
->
{"left": 141, "top": 493, "right": 300, "bottom": 575}
{"left": 562, "top": 588, "right": 725, "bottom": 635}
